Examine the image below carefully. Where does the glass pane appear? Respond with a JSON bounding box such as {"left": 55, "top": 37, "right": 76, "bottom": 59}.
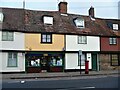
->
{"left": 109, "top": 38, "right": 113, "bottom": 44}
{"left": 13, "top": 53, "right": 17, "bottom": 59}
{"left": 42, "top": 34, "right": 46, "bottom": 39}
{"left": 2, "top": 32, "right": 7, "bottom": 40}
{"left": 47, "top": 35, "right": 51, "bottom": 39}
{"left": 8, "top": 32, "right": 13, "bottom": 41}
{"left": 111, "top": 54, "right": 118, "bottom": 65}
{"left": 47, "top": 38, "right": 51, "bottom": 42}
{"left": 8, "top": 53, "right": 12, "bottom": 58}
{"left": 8, "top": 53, "right": 17, "bottom": 67}
{"left": 78, "top": 36, "right": 82, "bottom": 43}
{"left": 113, "top": 38, "right": 116, "bottom": 44}
{"left": 82, "top": 36, "right": 86, "bottom": 43}
{"left": 42, "top": 38, "right": 46, "bottom": 42}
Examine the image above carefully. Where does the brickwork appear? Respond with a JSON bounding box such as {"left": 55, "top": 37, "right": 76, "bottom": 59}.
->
{"left": 99, "top": 54, "right": 119, "bottom": 70}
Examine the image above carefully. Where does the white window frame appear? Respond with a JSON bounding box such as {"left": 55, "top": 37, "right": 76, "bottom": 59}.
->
{"left": 113, "top": 24, "right": 118, "bottom": 30}
{"left": 7, "top": 52, "right": 18, "bottom": 67}
{"left": 43, "top": 16, "right": 53, "bottom": 25}
{"left": 78, "top": 36, "right": 87, "bottom": 44}
{"left": 74, "top": 18, "right": 85, "bottom": 28}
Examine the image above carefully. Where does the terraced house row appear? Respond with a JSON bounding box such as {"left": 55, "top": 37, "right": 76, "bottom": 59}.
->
{"left": 0, "top": 1, "right": 120, "bottom": 73}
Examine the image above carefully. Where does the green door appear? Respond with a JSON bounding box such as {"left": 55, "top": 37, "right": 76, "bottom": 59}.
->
{"left": 92, "top": 54, "right": 97, "bottom": 71}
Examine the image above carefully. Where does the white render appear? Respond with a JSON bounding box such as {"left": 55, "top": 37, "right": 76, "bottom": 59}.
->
{"left": 0, "top": 31, "right": 25, "bottom": 50}
{"left": 65, "top": 53, "right": 92, "bottom": 69}
{"left": 66, "top": 35, "right": 100, "bottom": 51}
{"left": 0, "top": 52, "right": 25, "bottom": 72}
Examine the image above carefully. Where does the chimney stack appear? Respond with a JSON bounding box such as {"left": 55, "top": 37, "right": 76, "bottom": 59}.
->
{"left": 58, "top": 0, "right": 68, "bottom": 14}
{"left": 89, "top": 6, "right": 95, "bottom": 18}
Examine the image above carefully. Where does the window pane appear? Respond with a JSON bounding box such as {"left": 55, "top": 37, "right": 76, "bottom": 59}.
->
{"left": 8, "top": 53, "right": 12, "bottom": 58}
{"left": 8, "top": 32, "right": 13, "bottom": 41}
{"left": 113, "top": 38, "right": 116, "bottom": 44}
{"left": 78, "top": 36, "right": 87, "bottom": 44}
{"left": 2, "top": 32, "right": 7, "bottom": 41}
{"left": 111, "top": 54, "right": 118, "bottom": 66}
{"left": 47, "top": 35, "right": 51, "bottom": 39}
{"left": 42, "top": 38, "right": 46, "bottom": 42}
{"left": 8, "top": 53, "right": 17, "bottom": 67}
{"left": 42, "top": 34, "right": 46, "bottom": 39}
{"left": 47, "top": 38, "right": 51, "bottom": 42}
{"left": 109, "top": 38, "right": 113, "bottom": 44}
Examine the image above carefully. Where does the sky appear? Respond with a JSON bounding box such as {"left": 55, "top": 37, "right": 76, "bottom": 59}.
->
{"left": 0, "top": 0, "right": 120, "bottom": 19}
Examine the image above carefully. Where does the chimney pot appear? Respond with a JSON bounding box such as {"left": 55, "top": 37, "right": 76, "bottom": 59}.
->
{"left": 58, "top": 1, "right": 68, "bottom": 14}
{"left": 89, "top": 6, "right": 95, "bottom": 18}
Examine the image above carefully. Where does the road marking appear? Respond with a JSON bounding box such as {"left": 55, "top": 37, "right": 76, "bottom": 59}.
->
{"left": 81, "top": 86, "right": 95, "bottom": 89}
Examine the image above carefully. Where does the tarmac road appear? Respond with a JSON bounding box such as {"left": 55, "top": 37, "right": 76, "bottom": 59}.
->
{"left": 1, "top": 74, "right": 120, "bottom": 90}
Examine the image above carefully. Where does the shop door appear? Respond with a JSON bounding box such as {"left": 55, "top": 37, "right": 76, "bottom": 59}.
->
{"left": 41, "top": 57, "right": 50, "bottom": 71}
{"left": 92, "top": 54, "right": 97, "bottom": 71}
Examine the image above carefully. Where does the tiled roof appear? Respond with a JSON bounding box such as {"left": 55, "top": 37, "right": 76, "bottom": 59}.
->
{"left": 0, "top": 7, "right": 120, "bottom": 36}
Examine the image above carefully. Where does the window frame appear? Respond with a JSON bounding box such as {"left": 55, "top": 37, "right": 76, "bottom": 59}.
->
{"left": 41, "top": 33, "right": 52, "bottom": 44}
{"left": 113, "top": 24, "right": 118, "bottom": 30}
{"left": 111, "top": 54, "right": 119, "bottom": 66}
{"left": 2, "top": 31, "right": 14, "bottom": 41}
{"left": 43, "top": 16, "right": 53, "bottom": 25}
{"left": 74, "top": 18, "right": 85, "bottom": 28}
{"left": 109, "top": 37, "right": 117, "bottom": 45}
{"left": 78, "top": 36, "right": 87, "bottom": 44}
{"left": 7, "top": 52, "right": 18, "bottom": 67}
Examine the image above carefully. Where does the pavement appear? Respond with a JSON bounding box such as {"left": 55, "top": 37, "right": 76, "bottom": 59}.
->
{"left": 1, "top": 70, "right": 119, "bottom": 80}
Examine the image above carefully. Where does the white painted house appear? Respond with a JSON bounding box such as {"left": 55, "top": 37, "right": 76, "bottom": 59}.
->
{"left": 0, "top": 31, "right": 25, "bottom": 72}
{"left": 65, "top": 35, "right": 100, "bottom": 71}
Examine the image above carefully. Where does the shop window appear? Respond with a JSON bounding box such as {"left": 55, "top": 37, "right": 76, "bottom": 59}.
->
{"left": 2, "top": 31, "right": 14, "bottom": 41}
{"left": 78, "top": 54, "right": 86, "bottom": 66}
{"left": 78, "top": 36, "right": 87, "bottom": 44}
{"left": 50, "top": 56, "right": 63, "bottom": 66}
{"left": 7, "top": 52, "right": 17, "bottom": 67}
{"left": 111, "top": 54, "right": 119, "bottom": 66}
{"left": 26, "top": 56, "right": 41, "bottom": 67}
{"left": 41, "top": 33, "right": 52, "bottom": 43}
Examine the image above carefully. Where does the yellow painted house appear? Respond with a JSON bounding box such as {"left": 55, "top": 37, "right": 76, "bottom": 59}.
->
{"left": 25, "top": 33, "right": 65, "bottom": 73}
{"left": 25, "top": 33, "right": 64, "bottom": 51}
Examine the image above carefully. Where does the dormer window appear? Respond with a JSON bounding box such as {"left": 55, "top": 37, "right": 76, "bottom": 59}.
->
{"left": 113, "top": 24, "right": 118, "bottom": 30}
{"left": 0, "top": 12, "right": 4, "bottom": 23}
{"left": 74, "top": 18, "right": 85, "bottom": 28}
{"left": 43, "top": 16, "right": 53, "bottom": 25}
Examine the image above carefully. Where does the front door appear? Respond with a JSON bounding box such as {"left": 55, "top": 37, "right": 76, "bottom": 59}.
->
{"left": 92, "top": 54, "right": 97, "bottom": 71}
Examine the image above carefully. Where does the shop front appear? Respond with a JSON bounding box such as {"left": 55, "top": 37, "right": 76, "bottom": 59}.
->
{"left": 25, "top": 52, "right": 64, "bottom": 73}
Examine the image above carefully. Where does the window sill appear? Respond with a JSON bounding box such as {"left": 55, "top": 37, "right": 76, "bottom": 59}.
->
{"left": 40, "top": 42, "right": 52, "bottom": 44}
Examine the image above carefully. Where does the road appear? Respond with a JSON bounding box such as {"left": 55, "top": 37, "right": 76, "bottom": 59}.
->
{"left": 1, "top": 75, "right": 120, "bottom": 90}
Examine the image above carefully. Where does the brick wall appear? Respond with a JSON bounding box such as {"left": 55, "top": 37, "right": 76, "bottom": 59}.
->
{"left": 99, "top": 54, "right": 119, "bottom": 70}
